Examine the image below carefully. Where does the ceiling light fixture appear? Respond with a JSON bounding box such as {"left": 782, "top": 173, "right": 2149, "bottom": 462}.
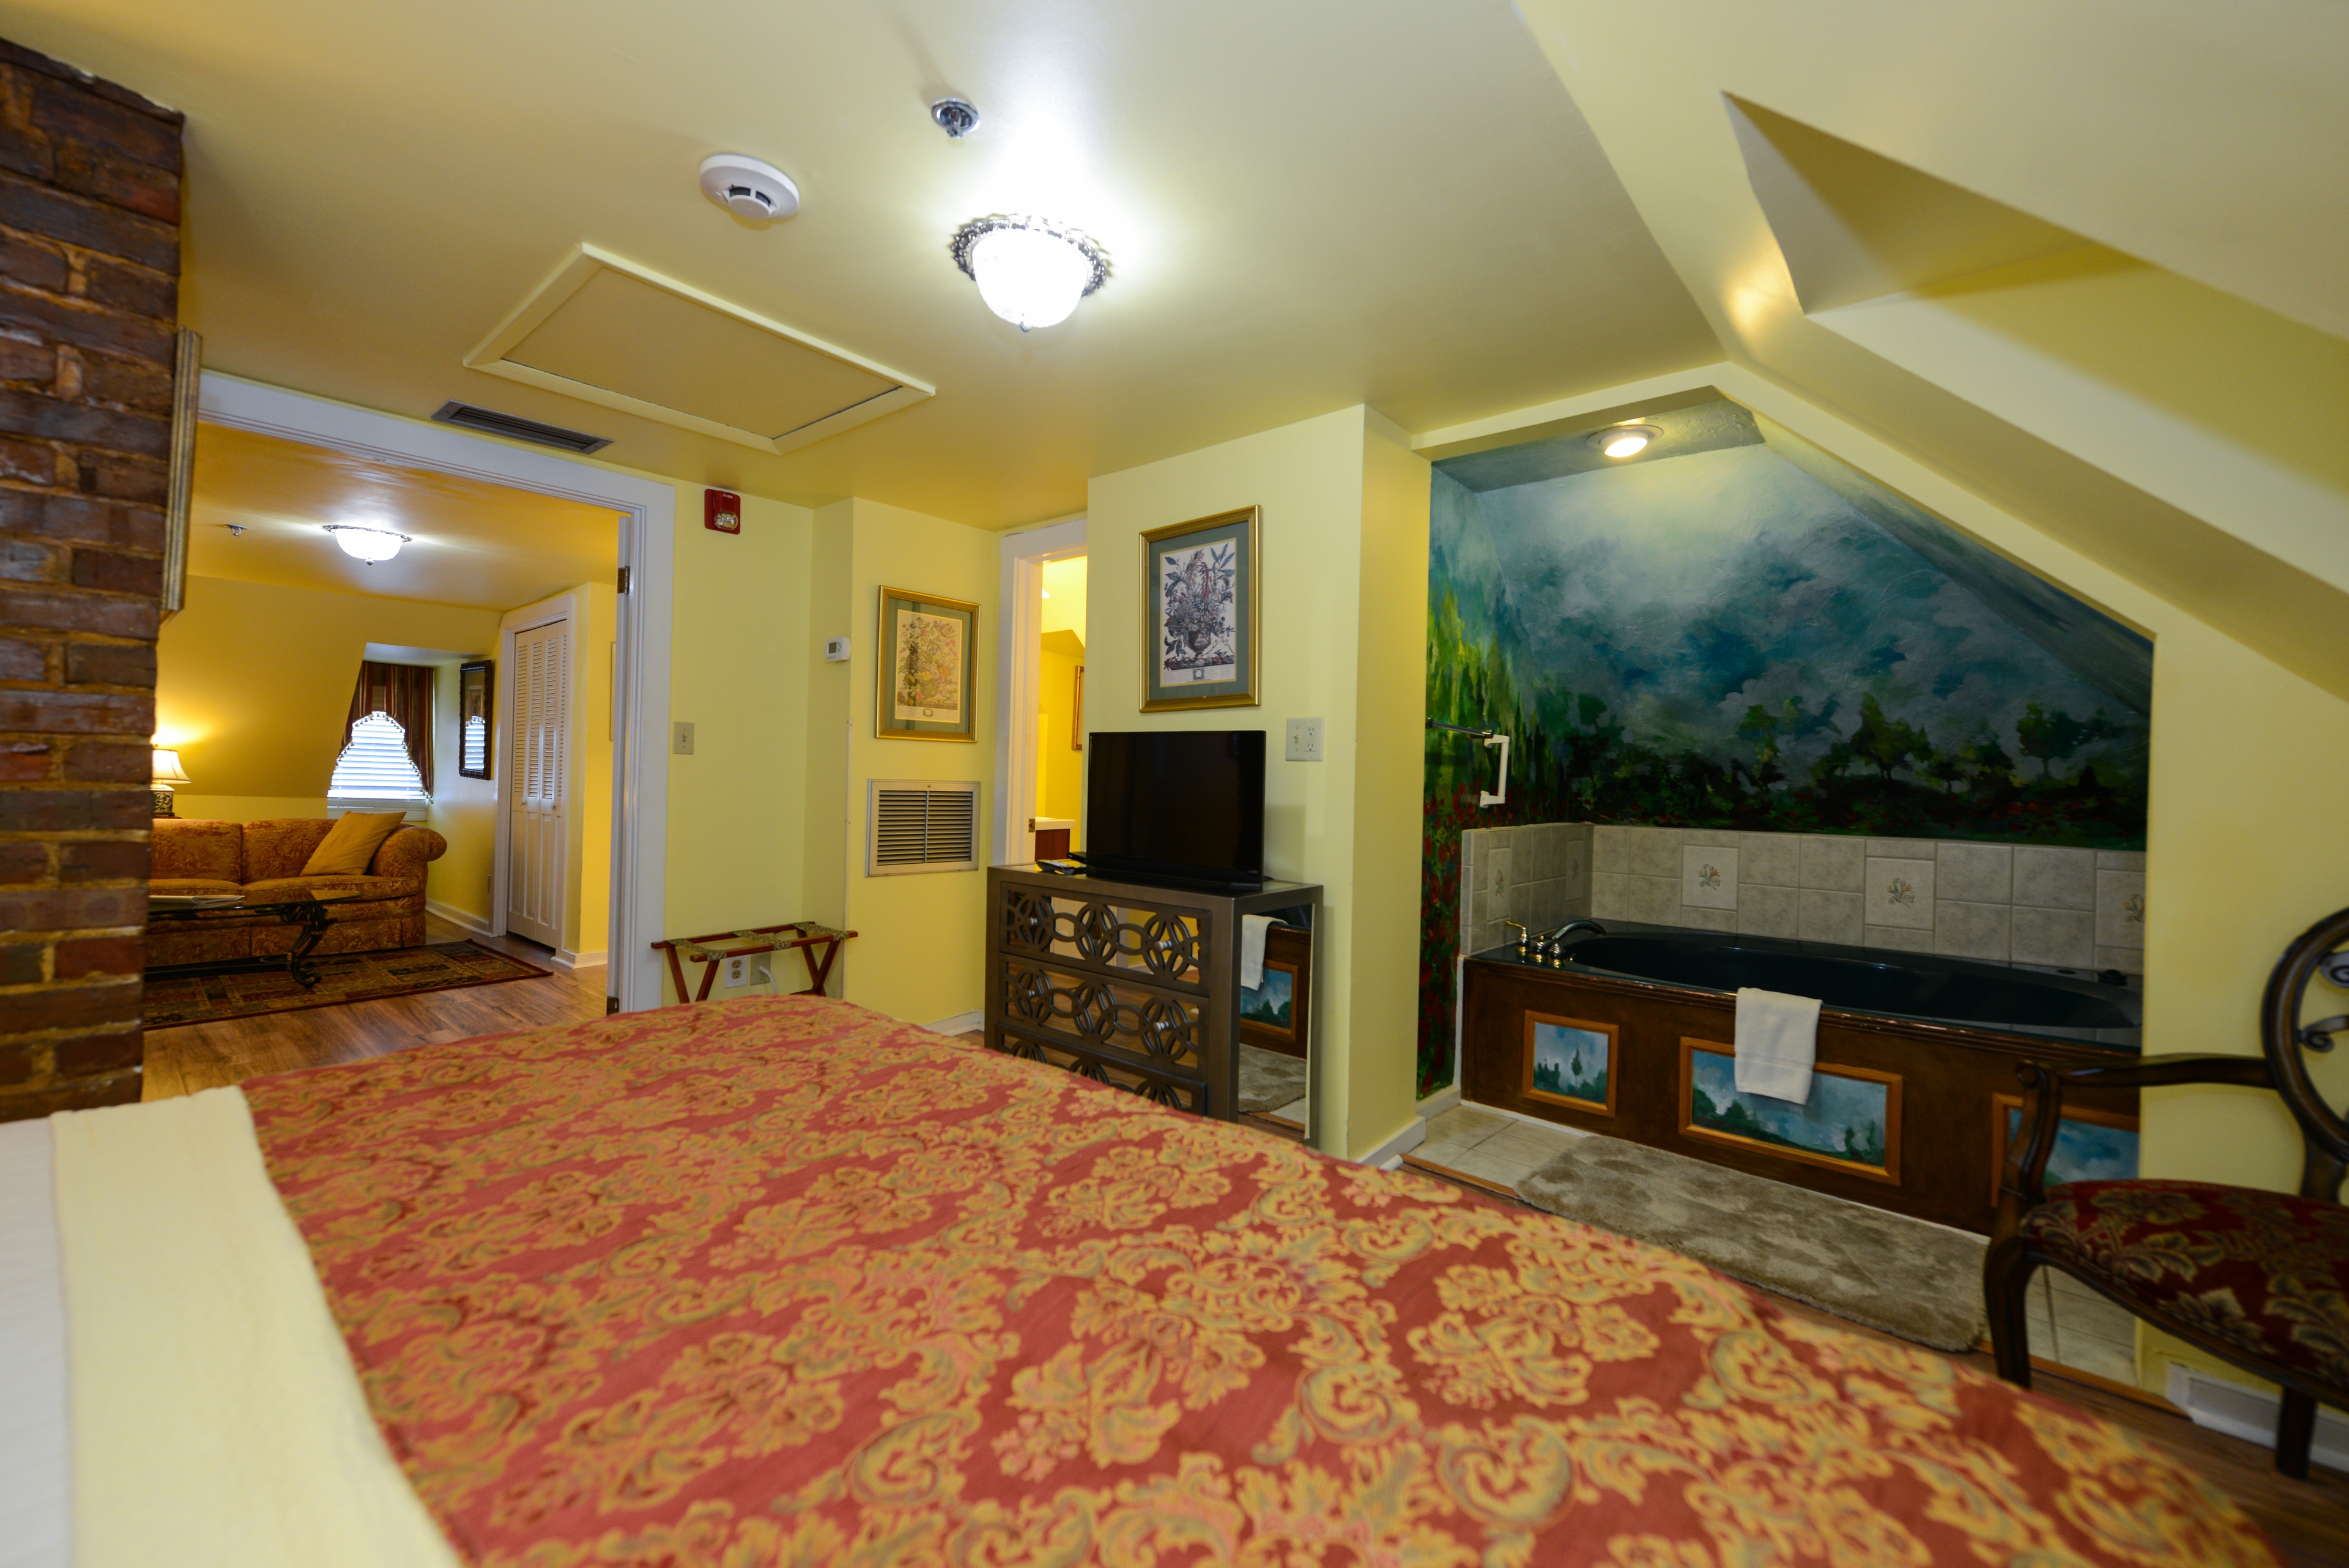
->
{"left": 1590, "top": 423, "right": 1661, "bottom": 459}
{"left": 325, "top": 524, "right": 410, "bottom": 563}
{"left": 951, "top": 215, "right": 1109, "bottom": 332}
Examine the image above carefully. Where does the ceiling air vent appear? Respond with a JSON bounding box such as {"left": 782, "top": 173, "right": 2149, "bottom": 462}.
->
{"left": 430, "top": 400, "right": 614, "bottom": 455}
{"left": 867, "top": 779, "right": 979, "bottom": 877}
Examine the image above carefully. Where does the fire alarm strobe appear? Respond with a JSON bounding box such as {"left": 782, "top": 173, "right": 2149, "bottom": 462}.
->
{"left": 697, "top": 154, "right": 800, "bottom": 221}
{"left": 704, "top": 489, "right": 741, "bottom": 534}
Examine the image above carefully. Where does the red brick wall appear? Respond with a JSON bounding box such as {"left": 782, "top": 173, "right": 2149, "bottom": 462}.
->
{"left": 0, "top": 41, "right": 180, "bottom": 1120}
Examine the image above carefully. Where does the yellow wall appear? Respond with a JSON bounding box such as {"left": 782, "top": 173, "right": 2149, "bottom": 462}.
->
{"left": 1037, "top": 631, "right": 1084, "bottom": 828}
{"left": 1086, "top": 406, "right": 1430, "bottom": 1159}
{"left": 425, "top": 656, "right": 494, "bottom": 921}
{"left": 822, "top": 498, "right": 998, "bottom": 1026}
{"left": 661, "top": 492, "right": 815, "bottom": 987}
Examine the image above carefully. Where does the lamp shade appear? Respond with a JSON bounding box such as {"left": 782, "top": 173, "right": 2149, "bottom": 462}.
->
{"left": 151, "top": 747, "right": 191, "bottom": 787}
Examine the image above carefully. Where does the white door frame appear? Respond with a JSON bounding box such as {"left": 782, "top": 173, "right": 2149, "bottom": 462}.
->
{"left": 991, "top": 517, "right": 1086, "bottom": 866}
{"left": 491, "top": 592, "right": 575, "bottom": 954}
{"left": 196, "top": 372, "right": 675, "bottom": 1013}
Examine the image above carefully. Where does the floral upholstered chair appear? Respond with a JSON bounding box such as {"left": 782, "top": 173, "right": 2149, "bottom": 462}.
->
{"left": 1985, "top": 905, "right": 2349, "bottom": 1477}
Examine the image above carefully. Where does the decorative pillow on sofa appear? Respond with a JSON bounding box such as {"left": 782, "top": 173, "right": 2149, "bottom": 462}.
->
{"left": 301, "top": 812, "right": 409, "bottom": 877}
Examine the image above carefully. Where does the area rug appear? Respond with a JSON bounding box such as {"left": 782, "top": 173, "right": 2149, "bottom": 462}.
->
{"left": 144, "top": 941, "right": 550, "bottom": 1029}
{"left": 1239, "top": 1043, "right": 1308, "bottom": 1114}
{"left": 1517, "top": 1132, "right": 1989, "bottom": 1350}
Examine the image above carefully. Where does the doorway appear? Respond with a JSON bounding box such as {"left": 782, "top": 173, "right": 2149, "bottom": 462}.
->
{"left": 992, "top": 518, "right": 1087, "bottom": 865}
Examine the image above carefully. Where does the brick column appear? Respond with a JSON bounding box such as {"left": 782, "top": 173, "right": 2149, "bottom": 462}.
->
{"left": 0, "top": 42, "right": 180, "bottom": 1120}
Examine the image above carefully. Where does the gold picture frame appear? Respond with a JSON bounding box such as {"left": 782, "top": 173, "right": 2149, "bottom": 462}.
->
{"left": 1521, "top": 1011, "right": 1618, "bottom": 1118}
{"left": 1140, "top": 505, "right": 1259, "bottom": 712}
{"left": 875, "top": 586, "right": 979, "bottom": 742}
{"left": 1679, "top": 1038, "right": 1902, "bottom": 1185}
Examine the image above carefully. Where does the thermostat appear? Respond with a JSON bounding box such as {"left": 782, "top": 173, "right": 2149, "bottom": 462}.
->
{"left": 824, "top": 636, "right": 850, "bottom": 663}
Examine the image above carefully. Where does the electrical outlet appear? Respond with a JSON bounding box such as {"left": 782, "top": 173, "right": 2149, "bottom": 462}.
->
{"left": 724, "top": 954, "right": 749, "bottom": 987}
{"left": 1285, "top": 716, "right": 1324, "bottom": 762}
{"left": 672, "top": 721, "right": 695, "bottom": 755}
{"left": 824, "top": 636, "right": 850, "bottom": 663}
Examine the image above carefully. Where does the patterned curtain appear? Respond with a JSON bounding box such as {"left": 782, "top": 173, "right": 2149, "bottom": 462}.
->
{"left": 343, "top": 661, "right": 435, "bottom": 785}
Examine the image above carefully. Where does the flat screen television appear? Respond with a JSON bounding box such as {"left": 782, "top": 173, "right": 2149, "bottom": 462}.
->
{"left": 1078, "top": 730, "right": 1265, "bottom": 890}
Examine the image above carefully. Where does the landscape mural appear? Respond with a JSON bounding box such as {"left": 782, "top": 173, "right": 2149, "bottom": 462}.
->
{"left": 1419, "top": 403, "right": 2153, "bottom": 1093}
{"left": 1529, "top": 1020, "right": 1609, "bottom": 1109}
{"left": 1687, "top": 1050, "right": 1890, "bottom": 1173}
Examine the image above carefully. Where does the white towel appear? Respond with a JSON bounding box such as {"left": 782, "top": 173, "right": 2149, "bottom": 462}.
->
{"left": 1734, "top": 986, "right": 1822, "bottom": 1104}
{"left": 1241, "top": 915, "right": 1275, "bottom": 990}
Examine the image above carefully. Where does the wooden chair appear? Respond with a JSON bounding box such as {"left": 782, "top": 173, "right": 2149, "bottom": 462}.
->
{"left": 1984, "top": 905, "right": 2349, "bottom": 1477}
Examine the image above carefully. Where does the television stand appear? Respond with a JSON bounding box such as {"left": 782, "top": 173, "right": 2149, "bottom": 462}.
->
{"left": 985, "top": 864, "right": 1321, "bottom": 1120}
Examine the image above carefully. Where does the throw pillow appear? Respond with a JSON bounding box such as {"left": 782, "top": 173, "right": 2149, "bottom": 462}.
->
{"left": 300, "top": 811, "right": 408, "bottom": 877}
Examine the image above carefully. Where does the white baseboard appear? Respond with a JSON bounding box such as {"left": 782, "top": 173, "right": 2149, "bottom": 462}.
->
{"left": 1362, "top": 1115, "right": 1428, "bottom": 1170}
{"left": 924, "top": 1009, "right": 984, "bottom": 1036}
{"left": 1417, "top": 1084, "right": 1461, "bottom": 1119}
{"left": 2164, "top": 1364, "right": 2349, "bottom": 1470}
{"left": 424, "top": 899, "right": 493, "bottom": 937}
{"left": 554, "top": 948, "right": 607, "bottom": 970}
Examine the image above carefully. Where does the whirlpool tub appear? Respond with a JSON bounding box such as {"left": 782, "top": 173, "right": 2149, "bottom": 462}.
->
{"left": 1459, "top": 921, "right": 2142, "bottom": 1233}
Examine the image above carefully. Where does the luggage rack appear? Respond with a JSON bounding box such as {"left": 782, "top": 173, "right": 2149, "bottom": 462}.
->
{"left": 651, "top": 921, "right": 857, "bottom": 1003}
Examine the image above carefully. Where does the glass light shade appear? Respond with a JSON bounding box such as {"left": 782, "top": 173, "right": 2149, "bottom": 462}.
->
{"left": 327, "top": 525, "right": 408, "bottom": 562}
{"left": 969, "top": 225, "right": 1093, "bottom": 330}
{"left": 150, "top": 747, "right": 191, "bottom": 787}
{"left": 1601, "top": 431, "right": 1651, "bottom": 459}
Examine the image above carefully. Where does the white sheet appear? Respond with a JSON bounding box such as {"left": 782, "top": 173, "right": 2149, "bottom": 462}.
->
{"left": 1733, "top": 986, "right": 1822, "bottom": 1104}
{"left": 0, "top": 1116, "right": 68, "bottom": 1568}
{"left": 51, "top": 1088, "right": 460, "bottom": 1568}
{"left": 1241, "top": 914, "right": 1275, "bottom": 990}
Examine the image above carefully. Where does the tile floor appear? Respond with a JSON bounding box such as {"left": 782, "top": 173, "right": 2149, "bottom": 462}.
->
{"left": 1408, "top": 1103, "right": 2139, "bottom": 1382}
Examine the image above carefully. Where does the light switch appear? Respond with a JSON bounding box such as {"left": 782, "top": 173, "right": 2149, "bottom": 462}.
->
{"left": 1285, "top": 717, "right": 1324, "bottom": 762}
{"left": 672, "top": 721, "right": 695, "bottom": 755}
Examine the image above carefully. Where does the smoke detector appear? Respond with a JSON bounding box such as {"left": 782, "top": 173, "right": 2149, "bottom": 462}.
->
{"left": 697, "top": 154, "right": 800, "bottom": 221}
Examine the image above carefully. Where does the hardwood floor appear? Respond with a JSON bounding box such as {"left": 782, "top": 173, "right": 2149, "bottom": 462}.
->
{"left": 1375, "top": 1138, "right": 2349, "bottom": 1568}
{"left": 142, "top": 915, "right": 610, "bottom": 1099}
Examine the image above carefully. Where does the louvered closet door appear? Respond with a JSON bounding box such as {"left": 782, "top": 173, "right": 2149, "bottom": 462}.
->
{"left": 507, "top": 619, "right": 569, "bottom": 948}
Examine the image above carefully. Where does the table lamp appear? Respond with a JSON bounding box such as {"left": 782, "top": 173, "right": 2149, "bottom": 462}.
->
{"left": 151, "top": 747, "right": 191, "bottom": 817}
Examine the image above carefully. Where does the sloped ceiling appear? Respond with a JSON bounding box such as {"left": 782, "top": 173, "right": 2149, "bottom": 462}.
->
{"left": 6, "top": 0, "right": 1716, "bottom": 527}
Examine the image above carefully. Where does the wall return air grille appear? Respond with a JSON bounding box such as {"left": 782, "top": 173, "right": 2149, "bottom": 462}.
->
{"left": 868, "top": 779, "right": 979, "bottom": 875}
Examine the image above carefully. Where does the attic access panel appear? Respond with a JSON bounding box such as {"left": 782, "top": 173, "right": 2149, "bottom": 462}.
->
{"left": 466, "top": 245, "right": 933, "bottom": 455}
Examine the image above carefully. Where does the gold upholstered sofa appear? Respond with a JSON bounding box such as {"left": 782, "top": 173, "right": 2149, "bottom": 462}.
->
{"left": 147, "top": 817, "right": 448, "bottom": 966}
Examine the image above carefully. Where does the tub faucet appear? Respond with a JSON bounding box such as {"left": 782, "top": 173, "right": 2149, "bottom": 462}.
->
{"left": 1532, "top": 919, "right": 1607, "bottom": 954}
{"left": 1499, "top": 920, "right": 1529, "bottom": 952}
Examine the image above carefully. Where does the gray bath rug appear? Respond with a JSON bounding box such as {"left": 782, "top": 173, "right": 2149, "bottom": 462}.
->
{"left": 1516, "top": 1134, "right": 1988, "bottom": 1351}
{"left": 1238, "top": 1044, "right": 1308, "bottom": 1115}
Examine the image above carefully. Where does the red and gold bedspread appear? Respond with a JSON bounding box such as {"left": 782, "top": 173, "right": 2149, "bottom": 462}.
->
{"left": 245, "top": 995, "right": 2271, "bottom": 1567}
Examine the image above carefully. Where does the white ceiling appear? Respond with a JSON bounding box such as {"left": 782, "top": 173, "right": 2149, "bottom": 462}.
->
{"left": 4, "top": 0, "right": 1717, "bottom": 527}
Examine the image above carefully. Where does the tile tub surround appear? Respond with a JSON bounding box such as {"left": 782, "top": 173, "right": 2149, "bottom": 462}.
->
{"left": 1565, "top": 825, "right": 2142, "bottom": 977}
{"left": 1458, "top": 822, "right": 1594, "bottom": 957}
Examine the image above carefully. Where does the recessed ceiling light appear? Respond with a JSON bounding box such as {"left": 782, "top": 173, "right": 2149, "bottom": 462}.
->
{"left": 1590, "top": 423, "right": 1661, "bottom": 459}
{"left": 325, "top": 524, "right": 410, "bottom": 563}
{"left": 950, "top": 215, "right": 1109, "bottom": 332}
{"left": 697, "top": 154, "right": 800, "bottom": 221}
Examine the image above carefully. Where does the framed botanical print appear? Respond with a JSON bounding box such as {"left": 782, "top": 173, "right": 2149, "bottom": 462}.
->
{"left": 458, "top": 660, "right": 494, "bottom": 779}
{"left": 1141, "top": 505, "right": 1258, "bottom": 711}
{"left": 877, "top": 586, "right": 978, "bottom": 741}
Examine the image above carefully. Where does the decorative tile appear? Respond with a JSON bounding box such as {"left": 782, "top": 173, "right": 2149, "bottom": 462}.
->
{"left": 2012, "top": 846, "right": 2095, "bottom": 910}
{"left": 1676, "top": 907, "right": 1737, "bottom": 933}
{"left": 1592, "top": 825, "right": 1633, "bottom": 875}
{"left": 2096, "top": 870, "right": 2146, "bottom": 948}
{"left": 1862, "top": 925, "right": 1935, "bottom": 954}
{"left": 1936, "top": 842, "right": 2012, "bottom": 904}
{"left": 1627, "top": 827, "right": 1682, "bottom": 878}
{"left": 2095, "top": 850, "right": 2147, "bottom": 873}
{"left": 1739, "top": 831, "right": 1802, "bottom": 886}
{"left": 1737, "top": 884, "right": 1799, "bottom": 939}
{"left": 1932, "top": 899, "right": 2011, "bottom": 960}
{"left": 2095, "top": 945, "right": 2144, "bottom": 976}
{"left": 1488, "top": 846, "right": 1513, "bottom": 909}
{"left": 1682, "top": 844, "right": 1739, "bottom": 910}
{"left": 1590, "top": 873, "right": 1631, "bottom": 922}
{"left": 1865, "top": 836, "right": 1940, "bottom": 860}
{"left": 1864, "top": 856, "right": 1935, "bottom": 930}
{"left": 1797, "top": 890, "right": 1864, "bottom": 945}
{"left": 2011, "top": 906, "right": 2094, "bottom": 968}
{"left": 1627, "top": 874, "right": 1679, "bottom": 924}
{"left": 1800, "top": 835, "right": 1865, "bottom": 891}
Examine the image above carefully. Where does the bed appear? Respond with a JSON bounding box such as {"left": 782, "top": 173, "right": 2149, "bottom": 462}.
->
{"left": 5, "top": 994, "right": 2276, "bottom": 1566}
